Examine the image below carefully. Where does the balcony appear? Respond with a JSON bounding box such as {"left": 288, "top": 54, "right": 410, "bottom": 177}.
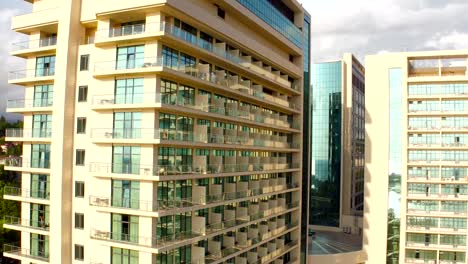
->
{"left": 90, "top": 128, "right": 160, "bottom": 144}
{"left": 88, "top": 182, "right": 298, "bottom": 215}
{"left": 93, "top": 58, "right": 300, "bottom": 113}
{"left": 3, "top": 216, "right": 50, "bottom": 232}
{"left": 8, "top": 68, "right": 55, "bottom": 85}
{"left": 90, "top": 128, "right": 298, "bottom": 150}
{"left": 405, "top": 259, "right": 436, "bottom": 264}
{"left": 11, "top": 37, "right": 57, "bottom": 58}
{"left": 91, "top": 93, "right": 161, "bottom": 110}
{"left": 162, "top": 23, "right": 300, "bottom": 93}
{"left": 3, "top": 186, "right": 50, "bottom": 202}
{"left": 4, "top": 157, "right": 51, "bottom": 173}
{"left": 94, "top": 22, "right": 162, "bottom": 45}
{"left": 249, "top": 241, "right": 298, "bottom": 264}
{"left": 90, "top": 203, "right": 298, "bottom": 252}
{"left": 89, "top": 161, "right": 299, "bottom": 181}
{"left": 6, "top": 129, "right": 52, "bottom": 142}
{"left": 90, "top": 229, "right": 200, "bottom": 250}
{"left": 11, "top": 7, "right": 59, "bottom": 34}
{"left": 406, "top": 241, "right": 466, "bottom": 251}
{"left": 204, "top": 224, "right": 298, "bottom": 264}
{"left": 93, "top": 22, "right": 299, "bottom": 92}
{"left": 93, "top": 57, "right": 162, "bottom": 77}
{"left": 6, "top": 98, "right": 53, "bottom": 113}
{"left": 3, "top": 243, "right": 49, "bottom": 263}
{"left": 161, "top": 97, "right": 298, "bottom": 130}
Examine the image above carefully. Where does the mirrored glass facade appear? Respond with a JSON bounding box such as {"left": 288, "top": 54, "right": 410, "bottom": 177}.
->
{"left": 236, "top": 0, "right": 303, "bottom": 47}
{"left": 310, "top": 62, "right": 342, "bottom": 227}
{"left": 387, "top": 68, "right": 402, "bottom": 264}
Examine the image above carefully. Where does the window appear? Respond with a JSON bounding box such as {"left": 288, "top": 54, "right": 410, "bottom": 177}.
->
{"left": 75, "top": 213, "right": 84, "bottom": 229}
{"left": 112, "top": 247, "right": 138, "bottom": 264}
{"left": 31, "top": 144, "right": 51, "bottom": 169}
{"left": 31, "top": 233, "right": 49, "bottom": 258}
{"left": 76, "top": 149, "right": 85, "bottom": 166}
{"left": 32, "top": 114, "right": 52, "bottom": 138}
{"left": 75, "top": 181, "right": 85, "bottom": 197}
{"left": 113, "top": 112, "right": 142, "bottom": 139}
{"left": 31, "top": 203, "right": 49, "bottom": 229}
{"left": 112, "top": 146, "right": 141, "bottom": 174}
{"left": 35, "top": 55, "right": 55, "bottom": 77}
{"left": 115, "top": 78, "right": 144, "bottom": 104}
{"left": 31, "top": 174, "right": 50, "bottom": 199}
{"left": 116, "top": 45, "right": 144, "bottom": 69}
{"left": 112, "top": 180, "right": 140, "bottom": 209}
{"left": 78, "top": 86, "right": 88, "bottom": 102}
{"left": 217, "top": 6, "right": 225, "bottom": 19}
{"left": 112, "top": 214, "right": 139, "bottom": 243}
{"left": 33, "top": 84, "right": 53, "bottom": 107}
{"left": 80, "top": 55, "right": 89, "bottom": 71}
{"left": 74, "top": 244, "right": 84, "bottom": 260}
{"left": 77, "top": 117, "right": 86, "bottom": 134}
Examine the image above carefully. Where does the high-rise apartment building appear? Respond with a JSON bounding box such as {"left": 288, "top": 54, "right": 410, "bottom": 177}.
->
{"left": 365, "top": 50, "right": 468, "bottom": 264}
{"left": 310, "top": 54, "right": 365, "bottom": 234}
{"left": 3, "top": 0, "right": 310, "bottom": 263}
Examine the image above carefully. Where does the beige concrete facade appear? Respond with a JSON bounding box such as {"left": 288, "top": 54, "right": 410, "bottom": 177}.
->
{"left": 4, "top": 0, "right": 308, "bottom": 263}
{"left": 365, "top": 50, "right": 468, "bottom": 264}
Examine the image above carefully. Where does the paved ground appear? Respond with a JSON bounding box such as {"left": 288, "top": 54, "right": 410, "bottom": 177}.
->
{"left": 308, "top": 230, "right": 363, "bottom": 255}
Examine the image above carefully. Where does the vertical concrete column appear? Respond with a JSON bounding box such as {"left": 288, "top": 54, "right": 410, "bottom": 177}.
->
{"left": 49, "top": 0, "right": 82, "bottom": 263}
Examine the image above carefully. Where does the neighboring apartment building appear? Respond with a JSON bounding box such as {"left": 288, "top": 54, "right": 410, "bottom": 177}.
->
{"left": 365, "top": 50, "right": 468, "bottom": 264}
{"left": 310, "top": 54, "right": 365, "bottom": 234}
{"left": 3, "top": 0, "right": 310, "bottom": 263}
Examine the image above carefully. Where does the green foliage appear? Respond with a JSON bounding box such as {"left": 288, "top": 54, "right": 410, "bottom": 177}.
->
{"left": 0, "top": 116, "right": 23, "bottom": 138}
{"left": 0, "top": 165, "right": 20, "bottom": 255}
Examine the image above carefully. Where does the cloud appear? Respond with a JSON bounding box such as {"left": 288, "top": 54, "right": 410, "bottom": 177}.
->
{"left": 0, "top": 6, "right": 29, "bottom": 121}
{"left": 425, "top": 31, "right": 468, "bottom": 50}
{"left": 301, "top": 0, "right": 468, "bottom": 63}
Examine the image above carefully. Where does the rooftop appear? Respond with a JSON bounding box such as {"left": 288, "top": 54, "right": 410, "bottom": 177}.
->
{"left": 308, "top": 230, "right": 363, "bottom": 255}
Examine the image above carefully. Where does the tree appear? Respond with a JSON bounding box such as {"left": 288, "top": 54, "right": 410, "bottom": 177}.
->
{"left": 0, "top": 165, "right": 20, "bottom": 262}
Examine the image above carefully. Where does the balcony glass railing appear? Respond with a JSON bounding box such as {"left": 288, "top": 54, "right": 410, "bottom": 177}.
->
{"left": 7, "top": 98, "right": 53, "bottom": 109}
{"left": 89, "top": 183, "right": 297, "bottom": 212}
{"left": 161, "top": 96, "right": 297, "bottom": 129}
{"left": 90, "top": 229, "right": 199, "bottom": 248}
{"left": 90, "top": 128, "right": 298, "bottom": 149}
{"left": 92, "top": 93, "right": 160, "bottom": 106}
{"left": 91, "top": 203, "right": 298, "bottom": 250}
{"left": 93, "top": 55, "right": 298, "bottom": 111}
{"left": 4, "top": 216, "right": 49, "bottom": 231}
{"left": 94, "top": 23, "right": 157, "bottom": 41}
{"left": 163, "top": 23, "right": 299, "bottom": 91}
{"left": 3, "top": 186, "right": 50, "bottom": 200}
{"left": 94, "top": 57, "right": 162, "bottom": 72}
{"left": 89, "top": 162, "right": 299, "bottom": 177}
{"left": 6, "top": 128, "right": 52, "bottom": 139}
{"left": 91, "top": 128, "right": 159, "bottom": 140}
{"left": 108, "top": 24, "right": 146, "bottom": 38}
{"left": 93, "top": 22, "right": 299, "bottom": 92}
{"left": 11, "top": 36, "right": 57, "bottom": 52}
{"left": 3, "top": 243, "right": 49, "bottom": 261}
{"left": 4, "top": 157, "right": 51, "bottom": 169}
{"left": 8, "top": 68, "right": 55, "bottom": 81}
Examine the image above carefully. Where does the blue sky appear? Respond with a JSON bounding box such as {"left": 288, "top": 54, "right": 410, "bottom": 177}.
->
{"left": 0, "top": 0, "right": 468, "bottom": 119}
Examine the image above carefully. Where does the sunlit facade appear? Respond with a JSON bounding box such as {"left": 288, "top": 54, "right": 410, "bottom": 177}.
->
{"left": 365, "top": 50, "right": 468, "bottom": 264}
{"left": 3, "top": 0, "right": 310, "bottom": 263}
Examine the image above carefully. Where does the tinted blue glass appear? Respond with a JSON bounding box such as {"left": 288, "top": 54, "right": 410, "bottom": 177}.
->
{"left": 310, "top": 61, "right": 342, "bottom": 227}
{"left": 237, "top": 0, "right": 303, "bottom": 48}
{"left": 301, "top": 14, "right": 311, "bottom": 262}
{"left": 387, "top": 68, "right": 402, "bottom": 264}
